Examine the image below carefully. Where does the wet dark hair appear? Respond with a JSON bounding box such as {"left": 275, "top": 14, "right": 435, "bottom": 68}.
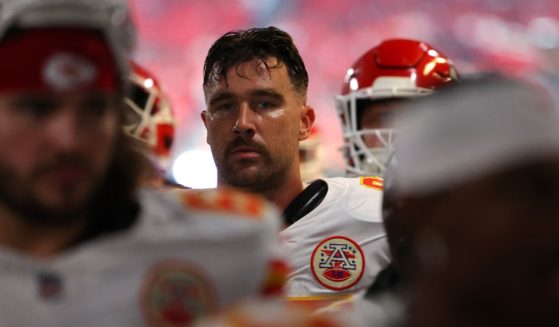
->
{"left": 203, "top": 26, "right": 309, "bottom": 100}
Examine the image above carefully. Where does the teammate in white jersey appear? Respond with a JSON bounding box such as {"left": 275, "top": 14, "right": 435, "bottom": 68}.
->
{"left": 332, "top": 39, "right": 459, "bottom": 309}
{"left": 201, "top": 26, "right": 389, "bottom": 304}
{"left": 0, "top": 1, "right": 287, "bottom": 326}
{"left": 321, "top": 38, "right": 460, "bottom": 316}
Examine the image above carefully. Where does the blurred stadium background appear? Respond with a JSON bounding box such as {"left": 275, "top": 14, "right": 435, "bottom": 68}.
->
{"left": 129, "top": 0, "right": 559, "bottom": 188}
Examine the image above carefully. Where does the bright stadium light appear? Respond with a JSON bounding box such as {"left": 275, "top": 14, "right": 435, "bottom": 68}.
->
{"left": 172, "top": 149, "right": 217, "bottom": 189}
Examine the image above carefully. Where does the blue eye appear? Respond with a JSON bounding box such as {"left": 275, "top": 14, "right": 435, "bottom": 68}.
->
{"left": 256, "top": 101, "right": 273, "bottom": 109}
{"left": 210, "top": 101, "right": 237, "bottom": 113}
{"left": 218, "top": 103, "right": 235, "bottom": 111}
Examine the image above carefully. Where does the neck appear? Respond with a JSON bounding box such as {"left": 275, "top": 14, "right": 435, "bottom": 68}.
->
{"left": 260, "top": 176, "right": 305, "bottom": 212}
{"left": 218, "top": 173, "right": 304, "bottom": 212}
{"left": 0, "top": 205, "right": 87, "bottom": 259}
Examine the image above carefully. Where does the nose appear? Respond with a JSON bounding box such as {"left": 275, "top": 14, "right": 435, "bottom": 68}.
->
{"left": 46, "top": 110, "right": 83, "bottom": 151}
{"left": 233, "top": 104, "right": 255, "bottom": 138}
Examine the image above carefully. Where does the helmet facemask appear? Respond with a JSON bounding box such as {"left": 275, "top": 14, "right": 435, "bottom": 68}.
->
{"left": 337, "top": 91, "right": 421, "bottom": 177}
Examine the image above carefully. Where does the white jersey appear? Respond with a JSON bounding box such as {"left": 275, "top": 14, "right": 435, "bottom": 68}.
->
{"left": 0, "top": 188, "right": 287, "bottom": 327}
{"left": 281, "top": 176, "right": 390, "bottom": 302}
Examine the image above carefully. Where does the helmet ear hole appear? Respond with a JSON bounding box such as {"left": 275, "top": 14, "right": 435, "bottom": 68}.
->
{"left": 163, "top": 136, "right": 173, "bottom": 150}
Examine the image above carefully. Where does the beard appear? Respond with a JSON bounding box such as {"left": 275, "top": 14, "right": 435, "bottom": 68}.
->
{"left": 216, "top": 137, "right": 293, "bottom": 192}
{"left": 0, "top": 154, "right": 104, "bottom": 227}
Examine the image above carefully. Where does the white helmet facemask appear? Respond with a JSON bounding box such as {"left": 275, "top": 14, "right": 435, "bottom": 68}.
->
{"left": 336, "top": 83, "right": 430, "bottom": 177}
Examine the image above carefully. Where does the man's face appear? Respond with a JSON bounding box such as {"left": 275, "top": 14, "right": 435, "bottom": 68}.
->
{"left": 359, "top": 99, "right": 404, "bottom": 148}
{"left": 202, "top": 58, "right": 313, "bottom": 190}
{"left": 0, "top": 91, "right": 120, "bottom": 223}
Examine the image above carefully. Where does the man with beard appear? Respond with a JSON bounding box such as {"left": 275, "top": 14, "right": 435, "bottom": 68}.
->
{"left": 202, "top": 27, "right": 390, "bottom": 305}
{"left": 0, "top": 1, "right": 287, "bottom": 326}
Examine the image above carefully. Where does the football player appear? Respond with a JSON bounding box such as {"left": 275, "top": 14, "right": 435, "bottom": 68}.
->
{"left": 336, "top": 38, "right": 459, "bottom": 177}
{"left": 201, "top": 26, "right": 389, "bottom": 306}
{"left": 0, "top": 1, "right": 287, "bottom": 325}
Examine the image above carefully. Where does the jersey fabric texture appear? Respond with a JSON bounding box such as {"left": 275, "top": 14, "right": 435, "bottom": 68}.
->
{"left": 281, "top": 176, "right": 390, "bottom": 302}
{"left": 0, "top": 188, "right": 285, "bottom": 327}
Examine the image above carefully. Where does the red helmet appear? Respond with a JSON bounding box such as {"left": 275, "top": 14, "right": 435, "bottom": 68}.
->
{"left": 123, "top": 61, "right": 175, "bottom": 168}
{"left": 336, "top": 39, "right": 458, "bottom": 176}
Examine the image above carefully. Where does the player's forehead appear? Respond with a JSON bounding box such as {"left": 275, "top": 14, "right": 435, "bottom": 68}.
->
{"left": 207, "top": 57, "right": 290, "bottom": 91}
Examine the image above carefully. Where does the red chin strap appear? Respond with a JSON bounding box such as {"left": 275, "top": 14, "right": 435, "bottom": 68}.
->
{"left": 0, "top": 28, "right": 120, "bottom": 94}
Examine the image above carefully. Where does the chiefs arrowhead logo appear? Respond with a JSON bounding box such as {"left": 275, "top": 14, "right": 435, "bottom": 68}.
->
{"left": 310, "top": 236, "right": 365, "bottom": 291}
{"left": 140, "top": 259, "right": 215, "bottom": 327}
{"left": 43, "top": 52, "right": 97, "bottom": 91}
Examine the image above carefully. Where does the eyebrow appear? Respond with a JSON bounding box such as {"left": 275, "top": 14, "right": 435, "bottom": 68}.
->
{"left": 251, "top": 88, "right": 284, "bottom": 102}
{"left": 207, "top": 91, "right": 236, "bottom": 108}
{"left": 207, "top": 88, "right": 284, "bottom": 107}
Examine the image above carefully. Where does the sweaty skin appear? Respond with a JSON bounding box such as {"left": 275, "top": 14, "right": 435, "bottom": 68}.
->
{"left": 202, "top": 57, "right": 314, "bottom": 210}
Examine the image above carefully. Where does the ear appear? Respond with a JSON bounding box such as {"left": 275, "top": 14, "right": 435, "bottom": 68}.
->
{"left": 201, "top": 111, "right": 209, "bottom": 127}
{"left": 201, "top": 111, "right": 210, "bottom": 144}
{"left": 298, "top": 105, "right": 315, "bottom": 141}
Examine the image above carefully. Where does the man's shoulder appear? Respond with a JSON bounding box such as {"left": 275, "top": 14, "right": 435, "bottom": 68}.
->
{"left": 176, "top": 187, "right": 272, "bottom": 220}
{"left": 319, "top": 176, "right": 384, "bottom": 223}
{"left": 321, "top": 176, "right": 384, "bottom": 192}
{"left": 137, "top": 187, "right": 282, "bottom": 232}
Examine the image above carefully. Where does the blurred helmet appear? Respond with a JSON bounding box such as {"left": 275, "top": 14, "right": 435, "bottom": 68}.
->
{"left": 299, "top": 126, "right": 325, "bottom": 181}
{"left": 336, "top": 38, "right": 458, "bottom": 177}
{"left": 0, "top": 0, "right": 136, "bottom": 84}
{"left": 123, "top": 61, "right": 175, "bottom": 168}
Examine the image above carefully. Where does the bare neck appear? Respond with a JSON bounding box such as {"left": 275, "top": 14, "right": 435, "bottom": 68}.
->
{"left": 218, "top": 173, "right": 304, "bottom": 212}
{"left": 0, "top": 205, "right": 87, "bottom": 259}
{"left": 259, "top": 176, "right": 305, "bottom": 212}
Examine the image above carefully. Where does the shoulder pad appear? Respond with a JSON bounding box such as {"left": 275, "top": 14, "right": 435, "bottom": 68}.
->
{"left": 176, "top": 188, "right": 266, "bottom": 220}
